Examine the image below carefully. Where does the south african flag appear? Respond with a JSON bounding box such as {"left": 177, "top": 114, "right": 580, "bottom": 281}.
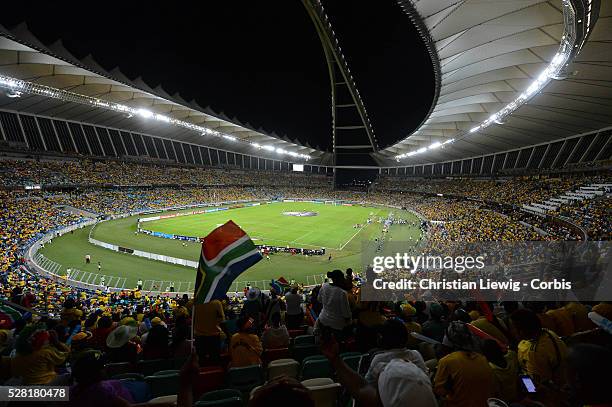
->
{"left": 194, "top": 220, "right": 263, "bottom": 303}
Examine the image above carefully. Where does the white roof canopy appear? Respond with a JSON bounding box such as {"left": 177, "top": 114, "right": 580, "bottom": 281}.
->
{"left": 380, "top": 0, "right": 612, "bottom": 165}
{"left": 0, "top": 24, "right": 330, "bottom": 164}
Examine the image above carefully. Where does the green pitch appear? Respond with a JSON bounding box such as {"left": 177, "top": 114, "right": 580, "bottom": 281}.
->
{"left": 39, "top": 202, "right": 422, "bottom": 290}
{"left": 146, "top": 202, "right": 380, "bottom": 249}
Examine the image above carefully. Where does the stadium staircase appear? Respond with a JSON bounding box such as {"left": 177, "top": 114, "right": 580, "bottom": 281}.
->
{"left": 53, "top": 204, "right": 99, "bottom": 219}
{"left": 521, "top": 183, "right": 611, "bottom": 216}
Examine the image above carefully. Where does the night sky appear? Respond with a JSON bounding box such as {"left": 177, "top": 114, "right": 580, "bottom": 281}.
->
{"left": 1, "top": 0, "right": 433, "bottom": 152}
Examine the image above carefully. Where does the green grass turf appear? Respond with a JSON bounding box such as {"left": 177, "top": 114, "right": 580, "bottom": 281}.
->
{"left": 39, "top": 202, "right": 422, "bottom": 290}
{"left": 146, "top": 202, "right": 379, "bottom": 249}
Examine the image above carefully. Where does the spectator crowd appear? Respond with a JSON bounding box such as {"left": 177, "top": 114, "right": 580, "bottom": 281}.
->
{"left": 0, "top": 157, "right": 611, "bottom": 406}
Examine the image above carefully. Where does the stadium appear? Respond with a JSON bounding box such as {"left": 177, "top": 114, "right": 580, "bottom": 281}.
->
{"left": 0, "top": 1, "right": 611, "bottom": 406}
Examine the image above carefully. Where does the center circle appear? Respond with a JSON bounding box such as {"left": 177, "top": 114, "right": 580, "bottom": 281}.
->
{"left": 282, "top": 211, "right": 319, "bottom": 217}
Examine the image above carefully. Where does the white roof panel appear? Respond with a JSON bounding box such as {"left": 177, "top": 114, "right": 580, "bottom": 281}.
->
{"left": 381, "top": 0, "right": 612, "bottom": 165}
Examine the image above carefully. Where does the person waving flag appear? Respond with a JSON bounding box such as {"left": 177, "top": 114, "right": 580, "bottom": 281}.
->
{"left": 194, "top": 220, "right": 263, "bottom": 303}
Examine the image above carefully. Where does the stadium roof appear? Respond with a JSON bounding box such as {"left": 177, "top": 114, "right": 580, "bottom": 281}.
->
{"left": 1, "top": 1, "right": 610, "bottom": 169}
{"left": 0, "top": 24, "right": 329, "bottom": 164}
{"left": 378, "top": 0, "right": 612, "bottom": 166}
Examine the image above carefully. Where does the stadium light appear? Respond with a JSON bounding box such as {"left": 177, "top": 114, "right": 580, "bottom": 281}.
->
{"left": 137, "top": 108, "right": 153, "bottom": 119}
{"left": 396, "top": 0, "right": 578, "bottom": 161}
{"left": 154, "top": 113, "right": 171, "bottom": 123}
{"left": 5, "top": 90, "right": 22, "bottom": 98}
{"left": 262, "top": 145, "right": 275, "bottom": 152}
{"left": 0, "top": 74, "right": 312, "bottom": 161}
{"left": 395, "top": 138, "right": 456, "bottom": 160}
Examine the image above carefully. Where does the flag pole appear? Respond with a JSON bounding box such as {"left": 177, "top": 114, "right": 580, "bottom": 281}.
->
{"left": 191, "top": 238, "right": 204, "bottom": 345}
{"left": 191, "top": 303, "right": 196, "bottom": 341}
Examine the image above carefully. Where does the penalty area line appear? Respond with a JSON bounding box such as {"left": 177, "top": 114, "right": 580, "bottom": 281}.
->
{"left": 337, "top": 225, "right": 366, "bottom": 251}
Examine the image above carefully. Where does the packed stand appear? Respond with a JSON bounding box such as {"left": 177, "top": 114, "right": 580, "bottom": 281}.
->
{"left": 0, "top": 270, "right": 611, "bottom": 407}
{"left": 0, "top": 159, "right": 332, "bottom": 188}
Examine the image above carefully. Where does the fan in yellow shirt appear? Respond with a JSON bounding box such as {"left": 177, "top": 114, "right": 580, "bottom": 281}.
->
{"left": 229, "top": 317, "right": 263, "bottom": 368}
{"left": 11, "top": 324, "right": 69, "bottom": 385}
{"left": 433, "top": 322, "right": 494, "bottom": 407}
{"left": 482, "top": 339, "right": 520, "bottom": 403}
{"left": 511, "top": 309, "right": 567, "bottom": 387}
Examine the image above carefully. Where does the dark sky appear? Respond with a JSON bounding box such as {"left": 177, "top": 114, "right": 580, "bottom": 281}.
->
{"left": 1, "top": 0, "right": 433, "bottom": 151}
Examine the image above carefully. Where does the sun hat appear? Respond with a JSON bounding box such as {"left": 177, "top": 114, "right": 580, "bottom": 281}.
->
{"left": 378, "top": 358, "right": 437, "bottom": 407}
{"left": 106, "top": 325, "right": 138, "bottom": 348}
{"left": 247, "top": 287, "right": 261, "bottom": 301}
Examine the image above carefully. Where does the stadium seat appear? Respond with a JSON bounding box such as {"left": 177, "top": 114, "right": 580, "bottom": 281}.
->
{"left": 145, "top": 373, "right": 180, "bottom": 398}
{"left": 262, "top": 347, "right": 290, "bottom": 364}
{"left": 138, "top": 358, "right": 173, "bottom": 376}
{"left": 300, "top": 358, "right": 333, "bottom": 380}
{"left": 193, "top": 367, "right": 226, "bottom": 399}
{"left": 339, "top": 352, "right": 361, "bottom": 359}
{"left": 111, "top": 372, "right": 145, "bottom": 381}
{"left": 302, "top": 354, "right": 327, "bottom": 364}
{"left": 292, "top": 343, "right": 320, "bottom": 362}
{"left": 152, "top": 369, "right": 180, "bottom": 376}
{"left": 249, "top": 385, "right": 263, "bottom": 401}
{"left": 293, "top": 334, "right": 315, "bottom": 346}
{"left": 198, "top": 389, "right": 243, "bottom": 402}
{"left": 105, "top": 362, "right": 135, "bottom": 377}
{"left": 288, "top": 328, "right": 304, "bottom": 338}
{"left": 340, "top": 353, "right": 362, "bottom": 371}
{"left": 226, "top": 365, "right": 264, "bottom": 393}
{"left": 301, "top": 378, "right": 334, "bottom": 387}
{"left": 194, "top": 397, "right": 243, "bottom": 407}
{"left": 172, "top": 355, "right": 190, "bottom": 369}
{"left": 267, "top": 358, "right": 300, "bottom": 380}
{"left": 148, "top": 395, "right": 178, "bottom": 405}
{"left": 301, "top": 379, "right": 341, "bottom": 407}
{"left": 120, "top": 379, "right": 152, "bottom": 403}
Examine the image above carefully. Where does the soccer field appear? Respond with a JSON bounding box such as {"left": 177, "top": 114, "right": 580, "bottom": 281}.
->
{"left": 145, "top": 202, "right": 379, "bottom": 249}
{"left": 39, "top": 202, "right": 422, "bottom": 291}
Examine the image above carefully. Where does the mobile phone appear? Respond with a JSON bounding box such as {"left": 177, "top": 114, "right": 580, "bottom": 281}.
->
{"left": 520, "top": 375, "right": 537, "bottom": 393}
